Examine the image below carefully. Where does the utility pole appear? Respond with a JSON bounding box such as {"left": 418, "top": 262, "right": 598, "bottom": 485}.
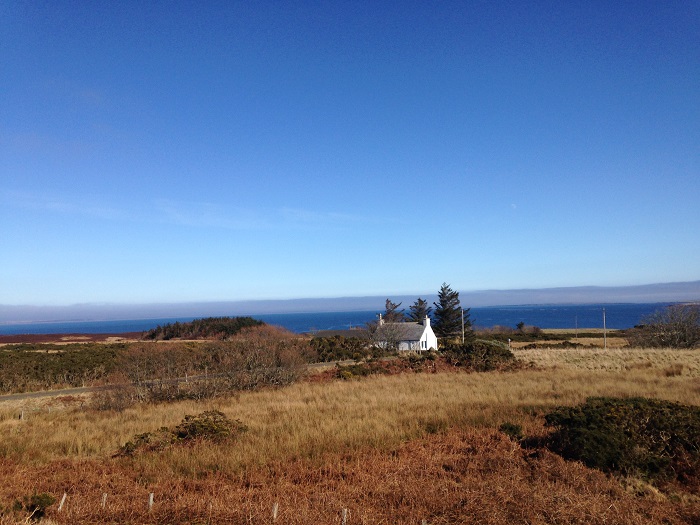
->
{"left": 603, "top": 308, "right": 607, "bottom": 350}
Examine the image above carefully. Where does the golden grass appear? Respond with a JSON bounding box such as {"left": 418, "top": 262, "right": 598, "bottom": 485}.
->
{"left": 1, "top": 347, "right": 699, "bottom": 523}
{"left": 1, "top": 347, "right": 698, "bottom": 472}
{"left": 516, "top": 346, "right": 700, "bottom": 376}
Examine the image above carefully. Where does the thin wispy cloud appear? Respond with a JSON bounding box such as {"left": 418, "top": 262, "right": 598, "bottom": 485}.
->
{"left": 5, "top": 190, "right": 374, "bottom": 231}
{"left": 152, "top": 199, "right": 271, "bottom": 230}
{"left": 153, "top": 199, "right": 379, "bottom": 231}
{"left": 1, "top": 189, "right": 129, "bottom": 221}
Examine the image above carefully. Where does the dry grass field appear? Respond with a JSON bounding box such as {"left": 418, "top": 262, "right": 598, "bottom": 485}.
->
{"left": 1, "top": 346, "right": 699, "bottom": 524}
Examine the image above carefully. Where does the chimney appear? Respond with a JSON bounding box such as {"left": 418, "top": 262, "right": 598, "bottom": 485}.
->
{"left": 424, "top": 316, "right": 430, "bottom": 327}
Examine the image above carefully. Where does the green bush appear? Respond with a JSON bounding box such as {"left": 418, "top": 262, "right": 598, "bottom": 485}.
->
{"left": 336, "top": 360, "right": 389, "bottom": 379}
{"left": 117, "top": 411, "right": 247, "bottom": 456}
{"left": 310, "top": 335, "right": 373, "bottom": 362}
{"left": 13, "top": 492, "right": 56, "bottom": 521}
{"left": 0, "top": 343, "right": 121, "bottom": 394}
{"left": 544, "top": 397, "right": 700, "bottom": 487}
{"left": 143, "top": 316, "right": 264, "bottom": 340}
{"left": 499, "top": 422, "right": 523, "bottom": 441}
{"left": 174, "top": 410, "right": 247, "bottom": 441}
{"left": 443, "top": 340, "right": 517, "bottom": 371}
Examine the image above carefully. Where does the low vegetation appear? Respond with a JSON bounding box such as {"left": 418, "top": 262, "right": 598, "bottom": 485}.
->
{"left": 442, "top": 339, "right": 518, "bottom": 371}
{"left": 1, "top": 311, "right": 699, "bottom": 523}
{"left": 117, "top": 410, "right": 248, "bottom": 456}
{"left": 544, "top": 397, "right": 700, "bottom": 491}
{"left": 1, "top": 346, "right": 699, "bottom": 523}
{"left": 0, "top": 343, "right": 122, "bottom": 394}
{"left": 626, "top": 304, "right": 700, "bottom": 349}
{"left": 142, "top": 316, "right": 264, "bottom": 340}
{"left": 310, "top": 335, "right": 375, "bottom": 361}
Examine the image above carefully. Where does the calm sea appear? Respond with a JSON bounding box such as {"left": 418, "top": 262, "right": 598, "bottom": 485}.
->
{"left": 0, "top": 303, "right": 673, "bottom": 335}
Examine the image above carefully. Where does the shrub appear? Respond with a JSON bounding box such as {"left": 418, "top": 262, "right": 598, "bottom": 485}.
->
{"left": 310, "top": 335, "right": 373, "bottom": 362}
{"left": 499, "top": 422, "right": 523, "bottom": 441}
{"left": 336, "top": 360, "right": 389, "bottom": 379}
{"left": 627, "top": 304, "right": 700, "bottom": 348}
{"left": 443, "top": 340, "right": 517, "bottom": 371}
{"left": 117, "top": 411, "right": 247, "bottom": 456}
{"left": 143, "top": 316, "right": 265, "bottom": 340}
{"left": 13, "top": 492, "right": 56, "bottom": 521}
{"left": 544, "top": 397, "right": 700, "bottom": 488}
{"left": 173, "top": 410, "right": 247, "bottom": 441}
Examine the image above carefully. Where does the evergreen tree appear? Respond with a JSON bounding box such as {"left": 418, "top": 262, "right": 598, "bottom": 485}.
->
{"left": 383, "top": 299, "right": 405, "bottom": 322}
{"left": 408, "top": 298, "right": 432, "bottom": 322}
{"left": 433, "top": 283, "right": 473, "bottom": 340}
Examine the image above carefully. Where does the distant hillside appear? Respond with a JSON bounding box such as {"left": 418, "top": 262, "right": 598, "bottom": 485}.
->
{"left": 1, "top": 280, "right": 699, "bottom": 323}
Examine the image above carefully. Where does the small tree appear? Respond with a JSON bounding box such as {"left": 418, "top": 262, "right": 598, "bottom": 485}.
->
{"left": 383, "top": 299, "right": 405, "bottom": 323}
{"left": 365, "top": 300, "right": 404, "bottom": 352}
{"left": 433, "top": 283, "right": 474, "bottom": 341}
{"left": 629, "top": 304, "right": 700, "bottom": 348}
{"left": 408, "top": 298, "right": 432, "bottom": 322}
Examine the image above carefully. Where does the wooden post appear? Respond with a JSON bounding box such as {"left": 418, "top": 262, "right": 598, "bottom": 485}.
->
{"left": 102, "top": 493, "right": 107, "bottom": 509}
{"left": 58, "top": 493, "right": 67, "bottom": 512}
{"left": 341, "top": 508, "right": 348, "bottom": 525}
{"left": 148, "top": 493, "right": 154, "bottom": 512}
{"left": 272, "top": 502, "right": 279, "bottom": 521}
{"left": 19, "top": 411, "right": 24, "bottom": 421}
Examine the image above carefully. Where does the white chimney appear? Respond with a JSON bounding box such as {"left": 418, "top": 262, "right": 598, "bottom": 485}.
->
{"left": 424, "top": 316, "right": 430, "bottom": 327}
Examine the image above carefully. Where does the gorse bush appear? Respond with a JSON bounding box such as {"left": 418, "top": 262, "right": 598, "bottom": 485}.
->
{"left": 143, "top": 316, "right": 264, "bottom": 340}
{"left": 443, "top": 340, "right": 517, "bottom": 371}
{"left": 545, "top": 397, "right": 700, "bottom": 488}
{"left": 499, "top": 422, "right": 524, "bottom": 441}
{"left": 118, "top": 411, "right": 247, "bottom": 456}
{"left": 0, "top": 343, "right": 121, "bottom": 394}
{"left": 7, "top": 492, "right": 56, "bottom": 521}
{"left": 310, "top": 335, "right": 374, "bottom": 361}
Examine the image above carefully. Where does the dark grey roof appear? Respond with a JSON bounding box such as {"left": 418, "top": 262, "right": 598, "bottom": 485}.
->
{"left": 376, "top": 322, "right": 425, "bottom": 342}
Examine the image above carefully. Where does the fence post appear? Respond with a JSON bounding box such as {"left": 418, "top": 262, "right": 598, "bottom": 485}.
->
{"left": 58, "top": 493, "right": 67, "bottom": 512}
{"left": 102, "top": 493, "right": 107, "bottom": 509}
{"left": 341, "top": 508, "right": 348, "bottom": 525}
{"left": 148, "top": 493, "right": 154, "bottom": 512}
{"left": 272, "top": 502, "right": 279, "bottom": 521}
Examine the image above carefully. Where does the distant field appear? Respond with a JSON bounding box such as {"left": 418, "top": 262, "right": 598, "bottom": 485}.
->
{"left": 0, "top": 346, "right": 698, "bottom": 523}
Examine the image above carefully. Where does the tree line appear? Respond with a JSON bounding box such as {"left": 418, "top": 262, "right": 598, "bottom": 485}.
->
{"left": 379, "top": 283, "right": 474, "bottom": 342}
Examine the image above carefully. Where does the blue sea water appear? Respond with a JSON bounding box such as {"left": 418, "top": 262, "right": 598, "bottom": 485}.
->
{"left": 0, "top": 303, "right": 674, "bottom": 335}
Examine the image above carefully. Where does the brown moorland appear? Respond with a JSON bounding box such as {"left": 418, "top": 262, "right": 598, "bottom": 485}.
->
{"left": 0, "top": 345, "right": 699, "bottom": 524}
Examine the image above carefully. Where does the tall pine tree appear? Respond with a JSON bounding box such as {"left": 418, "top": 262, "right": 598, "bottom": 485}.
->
{"left": 433, "top": 283, "right": 473, "bottom": 341}
{"left": 408, "top": 298, "right": 432, "bottom": 322}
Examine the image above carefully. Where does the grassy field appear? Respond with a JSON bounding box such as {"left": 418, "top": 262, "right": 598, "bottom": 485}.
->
{"left": 1, "top": 346, "right": 699, "bottom": 524}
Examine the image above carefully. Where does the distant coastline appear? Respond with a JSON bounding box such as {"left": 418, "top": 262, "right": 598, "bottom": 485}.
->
{"left": 0, "top": 302, "right": 679, "bottom": 336}
{"left": 0, "top": 280, "right": 698, "bottom": 325}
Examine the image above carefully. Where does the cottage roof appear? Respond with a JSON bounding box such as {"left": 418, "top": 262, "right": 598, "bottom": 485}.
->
{"left": 376, "top": 322, "right": 425, "bottom": 342}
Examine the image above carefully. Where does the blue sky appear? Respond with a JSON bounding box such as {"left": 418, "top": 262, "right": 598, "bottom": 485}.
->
{"left": 1, "top": 1, "right": 698, "bottom": 306}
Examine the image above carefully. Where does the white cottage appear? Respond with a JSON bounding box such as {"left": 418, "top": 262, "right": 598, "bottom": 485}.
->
{"left": 375, "top": 315, "right": 438, "bottom": 352}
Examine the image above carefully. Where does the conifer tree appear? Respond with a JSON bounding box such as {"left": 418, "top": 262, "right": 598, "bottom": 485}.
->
{"left": 383, "top": 299, "right": 405, "bottom": 322}
{"left": 433, "top": 283, "right": 473, "bottom": 340}
{"left": 408, "top": 298, "right": 432, "bottom": 322}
